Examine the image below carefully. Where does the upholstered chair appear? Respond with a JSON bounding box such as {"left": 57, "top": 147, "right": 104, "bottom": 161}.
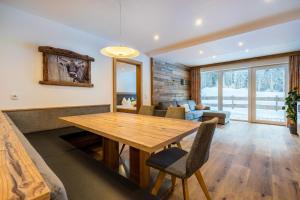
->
{"left": 146, "top": 118, "right": 218, "bottom": 200}
{"left": 165, "top": 107, "right": 185, "bottom": 119}
{"left": 165, "top": 107, "right": 185, "bottom": 148}
{"left": 138, "top": 105, "right": 155, "bottom": 116}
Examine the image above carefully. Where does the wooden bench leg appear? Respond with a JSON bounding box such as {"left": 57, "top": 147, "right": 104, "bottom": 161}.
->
{"left": 195, "top": 170, "right": 211, "bottom": 200}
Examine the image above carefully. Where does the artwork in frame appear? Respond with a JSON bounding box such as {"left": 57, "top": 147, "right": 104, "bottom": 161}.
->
{"left": 38, "top": 46, "right": 95, "bottom": 87}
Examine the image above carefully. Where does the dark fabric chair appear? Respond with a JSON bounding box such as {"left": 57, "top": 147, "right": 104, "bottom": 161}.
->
{"left": 120, "top": 105, "right": 155, "bottom": 155}
{"left": 138, "top": 105, "right": 155, "bottom": 116}
{"left": 165, "top": 107, "right": 185, "bottom": 148}
{"left": 146, "top": 118, "right": 218, "bottom": 200}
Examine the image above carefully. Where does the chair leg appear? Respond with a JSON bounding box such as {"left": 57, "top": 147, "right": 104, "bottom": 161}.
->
{"left": 182, "top": 179, "right": 189, "bottom": 200}
{"left": 119, "top": 144, "right": 125, "bottom": 155}
{"left": 176, "top": 141, "right": 182, "bottom": 149}
{"left": 171, "top": 175, "right": 176, "bottom": 191}
{"left": 195, "top": 170, "right": 211, "bottom": 200}
{"left": 151, "top": 171, "right": 166, "bottom": 195}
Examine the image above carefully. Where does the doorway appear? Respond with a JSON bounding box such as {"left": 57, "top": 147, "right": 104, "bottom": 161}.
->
{"left": 113, "top": 58, "right": 142, "bottom": 113}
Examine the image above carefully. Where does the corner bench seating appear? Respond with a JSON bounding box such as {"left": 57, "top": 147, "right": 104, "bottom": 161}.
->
{"left": 2, "top": 105, "right": 156, "bottom": 200}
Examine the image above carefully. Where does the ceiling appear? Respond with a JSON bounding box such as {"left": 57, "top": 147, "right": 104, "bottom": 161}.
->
{"left": 1, "top": 0, "right": 300, "bottom": 66}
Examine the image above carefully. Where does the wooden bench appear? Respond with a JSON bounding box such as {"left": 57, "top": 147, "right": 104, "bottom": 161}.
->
{"left": 0, "top": 112, "right": 50, "bottom": 200}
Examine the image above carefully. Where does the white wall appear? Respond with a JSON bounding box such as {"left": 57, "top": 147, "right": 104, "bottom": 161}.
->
{"left": 116, "top": 63, "right": 136, "bottom": 93}
{"left": 0, "top": 3, "right": 151, "bottom": 110}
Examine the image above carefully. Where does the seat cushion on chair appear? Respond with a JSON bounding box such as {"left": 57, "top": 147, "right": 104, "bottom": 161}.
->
{"left": 146, "top": 147, "right": 189, "bottom": 178}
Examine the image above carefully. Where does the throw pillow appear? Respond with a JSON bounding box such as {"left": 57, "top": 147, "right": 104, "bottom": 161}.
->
{"left": 180, "top": 104, "right": 191, "bottom": 112}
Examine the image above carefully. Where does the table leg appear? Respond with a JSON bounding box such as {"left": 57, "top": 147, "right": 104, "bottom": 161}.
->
{"left": 103, "top": 137, "right": 119, "bottom": 171}
{"left": 129, "top": 147, "right": 150, "bottom": 189}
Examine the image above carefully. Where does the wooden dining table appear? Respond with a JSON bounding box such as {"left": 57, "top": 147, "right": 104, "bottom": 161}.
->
{"left": 60, "top": 112, "right": 200, "bottom": 189}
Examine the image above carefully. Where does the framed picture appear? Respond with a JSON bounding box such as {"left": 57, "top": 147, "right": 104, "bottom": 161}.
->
{"left": 38, "top": 46, "right": 94, "bottom": 87}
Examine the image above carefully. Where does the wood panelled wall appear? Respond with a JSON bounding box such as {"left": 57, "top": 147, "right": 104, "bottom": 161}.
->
{"left": 152, "top": 59, "right": 191, "bottom": 105}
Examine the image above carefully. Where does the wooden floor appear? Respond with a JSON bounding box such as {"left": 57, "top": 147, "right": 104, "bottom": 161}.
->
{"left": 122, "top": 121, "right": 300, "bottom": 200}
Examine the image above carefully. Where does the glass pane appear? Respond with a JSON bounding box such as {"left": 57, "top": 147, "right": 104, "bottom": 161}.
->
{"left": 222, "top": 69, "right": 248, "bottom": 120}
{"left": 201, "top": 71, "right": 218, "bottom": 110}
{"left": 255, "top": 66, "right": 286, "bottom": 122}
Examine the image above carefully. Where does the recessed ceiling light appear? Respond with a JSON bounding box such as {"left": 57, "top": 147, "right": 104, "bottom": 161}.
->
{"left": 154, "top": 34, "right": 160, "bottom": 41}
{"left": 212, "top": 55, "right": 216, "bottom": 59}
{"left": 195, "top": 18, "right": 203, "bottom": 26}
{"left": 245, "top": 49, "right": 249, "bottom": 53}
{"left": 199, "top": 50, "right": 204, "bottom": 55}
{"left": 264, "top": 0, "right": 272, "bottom": 3}
{"left": 238, "top": 42, "right": 244, "bottom": 47}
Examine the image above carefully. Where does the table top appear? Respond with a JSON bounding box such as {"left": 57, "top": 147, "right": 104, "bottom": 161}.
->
{"left": 61, "top": 112, "right": 200, "bottom": 152}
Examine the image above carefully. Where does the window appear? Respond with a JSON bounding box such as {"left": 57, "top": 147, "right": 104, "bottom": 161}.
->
{"left": 223, "top": 69, "right": 249, "bottom": 120}
{"left": 200, "top": 63, "right": 288, "bottom": 124}
{"left": 254, "top": 65, "right": 287, "bottom": 123}
{"left": 201, "top": 71, "right": 218, "bottom": 110}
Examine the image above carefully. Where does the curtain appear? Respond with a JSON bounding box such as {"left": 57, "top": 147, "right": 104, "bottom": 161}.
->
{"left": 289, "top": 55, "right": 300, "bottom": 93}
{"left": 190, "top": 67, "right": 201, "bottom": 104}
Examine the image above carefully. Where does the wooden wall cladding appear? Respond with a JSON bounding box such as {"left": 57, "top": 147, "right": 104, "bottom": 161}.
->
{"left": 152, "top": 59, "right": 191, "bottom": 105}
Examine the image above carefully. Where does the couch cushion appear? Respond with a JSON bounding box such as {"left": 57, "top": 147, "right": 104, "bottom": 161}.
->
{"left": 158, "top": 101, "right": 177, "bottom": 110}
{"left": 187, "top": 100, "right": 197, "bottom": 111}
{"left": 180, "top": 104, "right": 191, "bottom": 112}
{"left": 176, "top": 100, "right": 188, "bottom": 107}
{"left": 192, "top": 110, "right": 204, "bottom": 119}
{"left": 185, "top": 112, "right": 195, "bottom": 120}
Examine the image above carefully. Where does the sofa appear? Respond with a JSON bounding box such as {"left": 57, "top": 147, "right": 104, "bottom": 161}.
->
{"left": 154, "top": 100, "right": 210, "bottom": 121}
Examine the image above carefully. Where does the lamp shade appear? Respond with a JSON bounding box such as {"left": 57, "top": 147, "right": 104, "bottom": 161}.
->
{"left": 100, "top": 46, "right": 140, "bottom": 58}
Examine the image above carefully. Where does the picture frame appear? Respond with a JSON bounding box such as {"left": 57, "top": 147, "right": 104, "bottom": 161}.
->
{"left": 38, "top": 46, "right": 95, "bottom": 87}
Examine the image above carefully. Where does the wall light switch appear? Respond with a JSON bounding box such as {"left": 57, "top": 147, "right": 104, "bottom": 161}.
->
{"left": 10, "top": 94, "right": 18, "bottom": 100}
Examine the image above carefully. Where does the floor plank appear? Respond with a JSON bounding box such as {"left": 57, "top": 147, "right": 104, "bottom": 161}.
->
{"left": 136, "top": 121, "right": 300, "bottom": 200}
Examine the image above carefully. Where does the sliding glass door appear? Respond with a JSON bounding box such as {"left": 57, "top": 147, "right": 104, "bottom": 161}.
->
{"left": 201, "top": 71, "right": 218, "bottom": 110}
{"left": 200, "top": 63, "right": 288, "bottom": 124}
{"left": 252, "top": 65, "right": 287, "bottom": 124}
{"left": 222, "top": 69, "right": 249, "bottom": 120}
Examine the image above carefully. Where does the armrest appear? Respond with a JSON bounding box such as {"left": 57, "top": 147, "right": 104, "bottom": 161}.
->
{"left": 204, "top": 106, "right": 211, "bottom": 110}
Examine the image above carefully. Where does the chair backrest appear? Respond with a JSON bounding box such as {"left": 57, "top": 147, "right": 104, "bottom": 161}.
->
{"left": 186, "top": 118, "right": 218, "bottom": 177}
{"left": 165, "top": 107, "right": 185, "bottom": 119}
{"left": 138, "top": 105, "right": 155, "bottom": 116}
